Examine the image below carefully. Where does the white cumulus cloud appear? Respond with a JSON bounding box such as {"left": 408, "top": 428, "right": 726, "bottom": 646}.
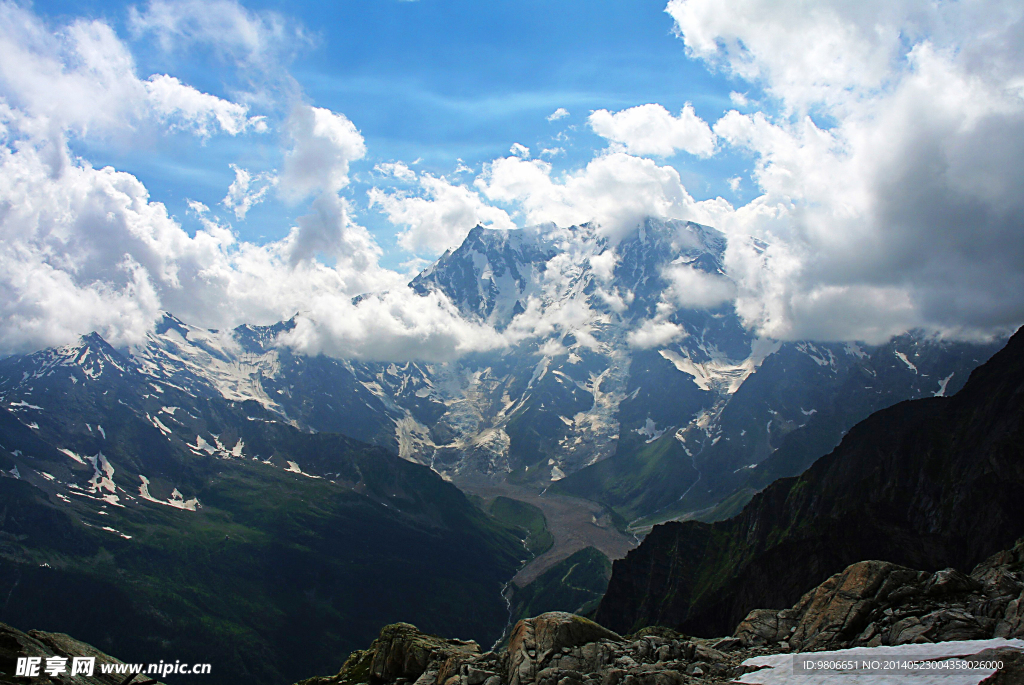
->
{"left": 665, "top": 0, "right": 1024, "bottom": 342}
{"left": 547, "top": 107, "right": 570, "bottom": 121}
{"left": 589, "top": 103, "right": 716, "bottom": 157}
{"left": 369, "top": 174, "right": 515, "bottom": 255}
{"left": 476, "top": 151, "right": 728, "bottom": 243}
{"left": 627, "top": 319, "right": 686, "bottom": 349}
{"left": 278, "top": 105, "right": 366, "bottom": 201}
{"left": 222, "top": 164, "right": 276, "bottom": 219}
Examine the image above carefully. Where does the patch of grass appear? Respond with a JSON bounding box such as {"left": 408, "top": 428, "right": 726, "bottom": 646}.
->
{"left": 488, "top": 496, "right": 554, "bottom": 556}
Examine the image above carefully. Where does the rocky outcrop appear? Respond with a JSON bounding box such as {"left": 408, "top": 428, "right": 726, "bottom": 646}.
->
{"left": 296, "top": 622, "right": 482, "bottom": 685}
{"left": 505, "top": 612, "right": 621, "bottom": 685}
{"left": 735, "top": 538, "right": 1024, "bottom": 652}
{"left": 597, "top": 325, "right": 1024, "bottom": 637}
{"left": 298, "top": 614, "right": 766, "bottom": 685}
{"left": 0, "top": 621, "right": 166, "bottom": 684}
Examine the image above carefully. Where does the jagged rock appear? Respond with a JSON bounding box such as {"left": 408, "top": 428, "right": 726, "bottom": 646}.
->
{"left": 710, "top": 637, "right": 742, "bottom": 652}
{"left": 296, "top": 614, "right": 789, "bottom": 685}
{"left": 769, "top": 559, "right": 924, "bottom": 651}
{"left": 926, "top": 568, "right": 983, "bottom": 596}
{"left": 0, "top": 621, "right": 167, "bottom": 684}
{"left": 734, "top": 608, "right": 789, "bottom": 647}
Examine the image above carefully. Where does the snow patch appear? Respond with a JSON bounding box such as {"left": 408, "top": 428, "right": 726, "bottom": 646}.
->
{"left": 148, "top": 413, "right": 172, "bottom": 436}
{"left": 59, "top": 448, "right": 86, "bottom": 464}
{"left": 635, "top": 418, "right": 666, "bottom": 443}
{"left": 895, "top": 350, "right": 918, "bottom": 373}
{"left": 138, "top": 475, "right": 200, "bottom": 511}
{"left": 285, "top": 461, "right": 321, "bottom": 478}
{"left": 8, "top": 400, "right": 43, "bottom": 410}
{"left": 934, "top": 372, "right": 955, "bottom": 397}
{"left": 844, "top": 342, "right": 867, "bottom": 359}
{"left": 659, "top": 338, "right": 780, "bottom": 395}
{"left": 738, "top": 638, "right": 1024, "bottom": 684}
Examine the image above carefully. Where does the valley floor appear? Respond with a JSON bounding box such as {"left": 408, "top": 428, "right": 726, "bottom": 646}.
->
{"left": 455, "top": 478, "right": 636, "bottom": 587}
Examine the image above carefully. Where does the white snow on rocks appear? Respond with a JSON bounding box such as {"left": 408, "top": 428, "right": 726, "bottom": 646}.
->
{"left": 895, "top": 350, "right": 918, "bottom": 373}
{"left": 660, "top": 338, "right": 780, "bottom": 394}
{"left": 635, "top": 417, "right": 666, "bottom": 443}
{"left": 738, "top": 639, "right": 1024, "bottom": 684}
{"left": 138, "top": 475, "right": 200, "bottom": 511}
{"left": 85, "top": 453, "right": 123, "bottom": 506}
{"left": 935, "top": 372, "right": 955, "bottom": 397}
{"left": 284, "top": 460, "right": 320, "bottom": 478}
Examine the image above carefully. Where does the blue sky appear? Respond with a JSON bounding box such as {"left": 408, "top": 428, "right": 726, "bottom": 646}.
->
{"left": 2, "top": 0, "right": 1023, "bottom": 357}
{"left": 36, "top": 0, "right": 755, "bottom": 266}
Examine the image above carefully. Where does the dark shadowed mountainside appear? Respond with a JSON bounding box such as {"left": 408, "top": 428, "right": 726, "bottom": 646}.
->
{"left": 596, "top": 326, "right": 1024, "bottom": 637}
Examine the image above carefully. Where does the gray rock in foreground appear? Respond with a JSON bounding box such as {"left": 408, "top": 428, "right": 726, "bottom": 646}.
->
{"left": 735, "top": 537, "right": 1024, "bottom": 652}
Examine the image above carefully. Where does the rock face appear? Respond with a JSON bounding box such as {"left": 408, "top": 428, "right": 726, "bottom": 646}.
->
{"left": 0, "top": 621, "right": 166, "bottom": 684}
{"left": 597, "top": 325, "right": 1024, "bottom": 637}
{"left": 735, "top": 538, "right": 1024, "bottom": 652}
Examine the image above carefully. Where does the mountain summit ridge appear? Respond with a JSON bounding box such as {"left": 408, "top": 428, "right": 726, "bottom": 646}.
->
{"left": 0, "top": 217, "right": 1004, "bottom": 522}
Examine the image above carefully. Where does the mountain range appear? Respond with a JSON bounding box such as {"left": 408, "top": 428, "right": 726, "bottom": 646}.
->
{"left": 0, "top": 217, "right": 1010, "bottom": 683}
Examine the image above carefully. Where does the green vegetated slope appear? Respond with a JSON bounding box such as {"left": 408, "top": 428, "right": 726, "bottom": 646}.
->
{"left": 0, "top": 392, "right": 522, "bottom": 685}
{"left": 550, "top": 431, "right": 698, "bottom": 523}
{"left": 509, "top": 547, "right": 612, "bottom": 625}
{"left": 487, "top": 496, "right": 553, "bottom": 556}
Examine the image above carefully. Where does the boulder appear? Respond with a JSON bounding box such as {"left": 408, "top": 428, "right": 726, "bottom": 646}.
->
{"left": 971, "top": 647, "right": 1024, "bottom": 685}
{"left": 734, "top": 609, "right": 787, "bottom": 647}
{"left": 508, "top": 613, "right": 622, "bottom": 685}
{"left": 302, "top": 623, "right": 479, "bottom": 685}
{"left": 788, "top": 560, "right": 922, "bottom": 651}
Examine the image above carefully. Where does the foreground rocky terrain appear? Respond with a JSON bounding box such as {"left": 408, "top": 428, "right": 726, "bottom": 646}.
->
{"left": 292, "top": 539, "right": 1024, "bottom": 685}
{"left": 2, "top": 541, "right": 1022, "bottom": 683}
{"left": 735, "top": 538, "right": 1024, "bottom": 652}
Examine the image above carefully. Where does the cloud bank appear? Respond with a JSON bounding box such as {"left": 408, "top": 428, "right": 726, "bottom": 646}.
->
{"left": 664, "top": 0, "right": 1024, "bottom": 342}
{"left": 2, "top": 0, "right": 1022, "bottom": 364}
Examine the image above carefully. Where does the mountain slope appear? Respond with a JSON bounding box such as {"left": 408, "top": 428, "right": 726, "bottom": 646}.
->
{"left": 0, "top": 334, "right": 523, "bottom": 685}
{"left": 595, "top": 325, "right": 1024, "bottom": 637}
